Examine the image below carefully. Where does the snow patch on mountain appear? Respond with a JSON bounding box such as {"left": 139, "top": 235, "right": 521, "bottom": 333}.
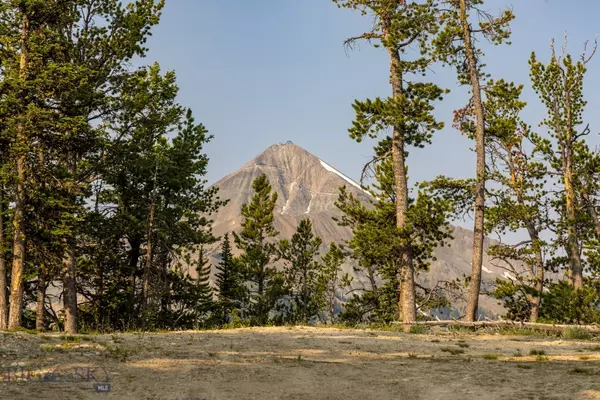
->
{"left": 319, "top": 160, "right": 369, "bottom": 195}
{"left": 503, "top": 271, "right": 516, "bottom": 281}
{"left": 305, "top": 192, "right": 313, "bottom": 214}
{"left": 281, "top": 181, "right": 297, "bottom": 215}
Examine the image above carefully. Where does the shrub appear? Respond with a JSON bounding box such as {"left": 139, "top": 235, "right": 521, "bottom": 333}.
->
{"left": 562, "top": 327, "right": 593, "bottom": 340}
{"left": 409, "top": 325, "right": 427, "bottom": 334}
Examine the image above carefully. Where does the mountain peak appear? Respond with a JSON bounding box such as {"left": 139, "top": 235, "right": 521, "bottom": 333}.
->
{"left": 205, "top": 142, "right": 509, "bottom": 317}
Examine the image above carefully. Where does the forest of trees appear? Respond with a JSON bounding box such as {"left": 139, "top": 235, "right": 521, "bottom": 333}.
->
{"left": 0, "top": 0, "right": 599, "bottom": 334}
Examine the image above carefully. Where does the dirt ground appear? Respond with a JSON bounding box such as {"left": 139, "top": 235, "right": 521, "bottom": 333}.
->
{"left": 1, "top": 326, "right": 600, "bottom": 400}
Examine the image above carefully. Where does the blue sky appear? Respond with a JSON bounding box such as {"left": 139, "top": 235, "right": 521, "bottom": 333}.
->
{"left": 144, "top": 0, "right": 600, "bottom": 196}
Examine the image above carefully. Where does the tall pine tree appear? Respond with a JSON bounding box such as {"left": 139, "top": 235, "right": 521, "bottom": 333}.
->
{"left": 279, "top": 219, "right": 323, "bottom": 323}
{"left": 334, "top": 0, "right": 446, "bottom": 328}
{"left": 233, "top": 174, "right": 282, "bottom": 325}
{"left": 435, "top": 0, "right": 514, "bottom": 321}
{"left": 215, "top": 233, "right": 243, "bottom": 323}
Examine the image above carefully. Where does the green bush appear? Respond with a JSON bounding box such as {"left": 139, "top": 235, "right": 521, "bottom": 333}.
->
{"left": 562, "top": 327, "right": 593, "bottom": 340}
{"left": 541, "top": 281, "right": 600, "bottom": 324}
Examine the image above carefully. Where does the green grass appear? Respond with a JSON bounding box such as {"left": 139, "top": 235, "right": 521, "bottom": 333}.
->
{"left": 529, "top": 349, "right": 546, "bottom": 356}
{"left": 482, "top": 354, "right": 500, "bottom": 360}
{"left": 448, "top": 326, "right": 475, "bottom": 334}
{"left": 562, "top": 327, "right": 593, "bottom": 340}
{"left": 584, "top": 346, "right": 600, "bottom": 352}
{"left": 40, "top": 343, "right": 55, "bottom": 353}
{"left": 496, "top": 327, "right": 547, "bottom": 337}
{"left": 441, "top": 347, "right": 465, "bottom": 355}
{"left": 106, "top": 346, "right": 135, "bottom": 361}
{"left": 409, "top": 325, "right": 427, "bottom": 334}
{"left": 60, "top": 335, "right": 81, "bottom": 343}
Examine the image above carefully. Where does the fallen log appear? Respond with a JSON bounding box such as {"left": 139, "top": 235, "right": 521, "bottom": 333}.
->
{"left": 391, "top": 320, "right": 600, "bottom": 334}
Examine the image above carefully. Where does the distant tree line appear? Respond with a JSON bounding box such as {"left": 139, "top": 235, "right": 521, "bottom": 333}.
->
{"left": 0, "top": 0, "right": 599, "bottom": 334}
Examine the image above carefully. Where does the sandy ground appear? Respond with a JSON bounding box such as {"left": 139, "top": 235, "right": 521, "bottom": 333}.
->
{"left": 1, "top": 326, "right": 600, "bottom": 400}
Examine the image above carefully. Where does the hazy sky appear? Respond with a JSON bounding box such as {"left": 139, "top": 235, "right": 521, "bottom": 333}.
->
{"left": 144, "top": 0, "right": 600, "bottom": 198}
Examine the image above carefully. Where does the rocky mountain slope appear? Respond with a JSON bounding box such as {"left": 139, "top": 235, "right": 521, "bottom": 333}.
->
{"left": 206, "top": 141, "right": 516, "bottom": 317}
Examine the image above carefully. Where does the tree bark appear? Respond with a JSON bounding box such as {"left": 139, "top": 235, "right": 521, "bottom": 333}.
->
{"left": 459, "top": 0, "right": 486, "bottom": 322}
{"left": 525, "top": 226, "right": 544, "bottom": 323}
{"left": 564, "top": 159, "right": 583, "bottom": 289}
{"left": 383, "top": 21, "right": 416, "bottom": 329}
{"left": 63, "top": 241, "right": 77, "bottom": 334}
{"left": 36, "top": 271, "right": 47, "bottom": 332}
{"left": 0, "top": 190, "right": 7, "bottom": 330}
{"left": 127, "top": 237, "right": 141, "bottom": 327}
{"left": 506, "top": 148, "right": 545, "bottom": 322}
{"left": 142, "top": 196, "right": 156, "bottom": 316}
{"left": 8, "top": 10, "right": 30, "bottom": 329}
{"left": 562, "top": 73, "right": 583, "bottom": 289}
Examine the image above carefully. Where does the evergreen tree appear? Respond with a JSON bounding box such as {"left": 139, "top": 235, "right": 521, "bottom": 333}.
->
{"left": 195, "top": 246, "right": 214, "bottom": 314}
{"left": 215, "top": 233, "right": 243, "bottom": 323}
{"left": 474, "top": 80, "right": 551, "bottom": 322}
{"left": 336, "top": 156, "right": 454, "bottom": 324}
{"left": 529, "top": 40, "right": 596, "bottom": 290}
{"left": 0, "top": 0, "right": 166, "bottom": 331}
{"left": 233, "top": 174, "right": 282, "bottom": 325}
{"left": 79, "top": 66, "right": 222, "bottom": 331}
{"left": 435, "top": 0, "right": 514, "bottom": 322}
{"left": 279, "top": 219, "right": 323, "bottom": 323}
{"left": 0, "top": 0, "right": 79, "bottom": 329}
{"left": 319, "top": 243, "right": 346, "bottom": 323}
{"left": 333, "top": 0, "right": 446, "bottom": 328}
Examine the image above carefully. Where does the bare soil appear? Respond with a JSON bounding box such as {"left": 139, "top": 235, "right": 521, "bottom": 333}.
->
{"left": 1, "top": 326, "right": 600, "bottom": 399}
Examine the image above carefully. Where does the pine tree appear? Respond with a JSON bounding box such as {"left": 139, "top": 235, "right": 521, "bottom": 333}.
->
{"left": 0, "top": 0, "right": 77, "bottom": 329}
{"left": 474, "top": 80, "right": 550, "bottom": 322}
{"left": 233, "top": 174, "right": 281, "bottom": 325}
{"left": 333, "top": 0, "right": 446, "bottom": 329}
{"left": 529, "top": 39, "right": 596, "bottom": 290}
{"left": 215, "top": 233, "right": 242, "bottom": 322}
{"left": 336, "top": 156, "right": 454, "bottom": 324}
{"left": 319, "top": 243, "right": 346, "bottom": 323}
{"left": 0, "top": 0, "right": 167, "bottom": 331}
{"left": 195, "top": 246, "right": 214, "bottom": 314}
{"left": 435, "top": 0, "right": 514, "bottom": 322}
{"left": 279, "top": 219, "right": 323, "bottom": 323}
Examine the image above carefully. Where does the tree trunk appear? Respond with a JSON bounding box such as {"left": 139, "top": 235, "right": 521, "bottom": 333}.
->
{"left": 383, "top": 23, "right": 416, "bottom": 329}
{"left": 142, "top": 196, "right": 156, "bottom": 316}
{"left": 8, "top": 11, "right": 30, "bottom": 329}
{"left": 36, "top": 272, "right": 47, "bottom": 332}
{"left": 525, "top": 226, "right": 544, "bottom": 322}
{"left": 565, "top": 154, "right": 583, "bottom": 289}
{"left": 562, "top": 75, "right": 583, "bottom": 289}
{"left": 459, "top": 0, "right": 486, "bottom": 322}
{"left": 0, "top": 191, "right": 7, "bottom": 330}
{"left": 63, "top": 242, "right": 77, "bottom": 334}
{"left": 128, "top": 237, "right": 141, "bottom": 326}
